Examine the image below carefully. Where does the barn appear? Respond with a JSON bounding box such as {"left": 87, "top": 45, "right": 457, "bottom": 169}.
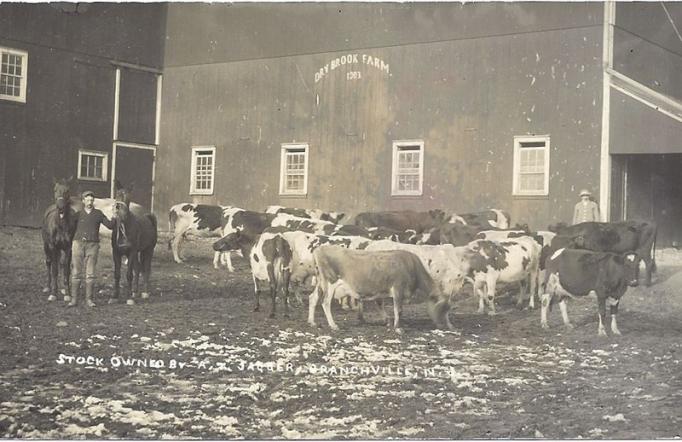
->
{"left": 1, "top": 2, "right": 681, "bottom": 244}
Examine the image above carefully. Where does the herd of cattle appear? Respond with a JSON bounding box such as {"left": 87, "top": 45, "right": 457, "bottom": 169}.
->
{"left": 167, "top": 203, "right": 658, "bottom": 336}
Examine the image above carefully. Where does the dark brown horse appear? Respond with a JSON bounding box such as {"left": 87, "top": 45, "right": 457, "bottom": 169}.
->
{"left": 110, "top": 200, "right": 157, "bottom": 305}
{"left": 41, "top": 178, "right": 78, "bottom": 301}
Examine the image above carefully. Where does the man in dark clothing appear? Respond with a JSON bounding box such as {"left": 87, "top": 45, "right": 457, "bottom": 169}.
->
{"left": 69, "top": 190, "right": 115, "bottom": 307}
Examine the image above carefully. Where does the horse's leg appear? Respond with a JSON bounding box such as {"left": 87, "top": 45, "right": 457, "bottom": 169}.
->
{"left": 141, "top": 249, "right": 153, "bottom": 300}
{"left": 110, "top": 251, "right": 121, "bottom": 304}
{"left": 64, "top": 246, "right": 72, "bottom": 299}
{"left": 60, "top": 248, "right": 69, "bottom": 296}
{"left": 43, "top": 243, "right": 53, "bottom": 298}
{"left": 125, "top": 253, "right": 135, "bottom": 305}
{"left": 132, "top": 252, "right": 141, "bottom": 299}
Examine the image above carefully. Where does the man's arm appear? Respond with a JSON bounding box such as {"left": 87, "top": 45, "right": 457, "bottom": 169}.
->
{"left": 100, "top": 211, "right": 116, "bottom": 230}
{"left": 572, "top": 204, "right": 580, "bottom": 225}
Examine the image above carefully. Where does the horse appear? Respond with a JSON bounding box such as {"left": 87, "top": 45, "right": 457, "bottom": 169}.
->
{"left": 110, "top": 200, "right": 158, "bottom": 305}
{"left": 41, "top": 178, "right": 78, "bottom": 302}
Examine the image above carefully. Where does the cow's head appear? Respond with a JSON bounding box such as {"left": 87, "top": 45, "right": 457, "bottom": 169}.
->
{"left": 52, "top": 177, "right": 72, "bottom": 213}
{"left": 212, "top": 232, "right": 242, "bottom": 252}
{"left": 321, "top": 212, "right": 345, "bottom": 223}
{"left": 439, "top": 223, "right": 477, "bottom": 246}
{"left": 548, "top": 222, "right": 569, "bottom": 234}
{"left": 622, "top": 253, "right": 640, "bottom": 287}
{"left": 429, "top": 209, "right": 447, "bottom": 223}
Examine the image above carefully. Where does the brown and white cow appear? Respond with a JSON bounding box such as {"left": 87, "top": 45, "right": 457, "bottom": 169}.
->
{"left": 265, "top": 205, "right": 345, "bottom": 224}
{"left": 311, "top": 246, "right": 451, "bottom": 333}
{"left": 464, "top": 237, "right": 541, "bottom": 315}
{"left": 541, "top": 248, "right": 638, "bottom": 336}
{"left": 168, "top": 203, "right": 234, "bottom": 267}
{"left": 548, "top": 221, "right": 657, "bottom": 286}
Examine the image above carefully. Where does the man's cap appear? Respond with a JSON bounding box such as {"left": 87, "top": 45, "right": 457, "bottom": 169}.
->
{"left": 81, "top": 190, "right": 95, "bottom": 199}
{"left": 579, "top": 189, "right": 592, "bottom": 197}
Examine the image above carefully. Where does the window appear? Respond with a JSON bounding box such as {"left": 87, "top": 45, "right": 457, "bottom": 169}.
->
{"left": 190, "top": 146, "right": 216, "bottom": 195}
{"left": 77, "top": 150, "right": 108, "bottom": 182}
{"left": 279, "top": 143, "right": 309, "bottom": 195}
{"left": 1, "top": 47, "right": 28, "bottom": 103}
{"left": 513, "top": 135, "right": 550, "bottom": 196}
{"left": 391, "top": 140, "right": 424, "bottom": 196}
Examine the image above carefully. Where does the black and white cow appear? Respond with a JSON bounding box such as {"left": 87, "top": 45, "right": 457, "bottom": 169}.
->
{"left": 168, "top": 203, "right": 233, "bottom": 268}
{"left": 219, "top": 208, "right": 277, "bottom": 271}
{"left": 541, "top": 248, "right": 638, "bottom": 336}
{"left": 265, "top": 205, "right": 345, "bottom": 224}
{"left": 463, "top": 237, "right": 541, "bottom": 315}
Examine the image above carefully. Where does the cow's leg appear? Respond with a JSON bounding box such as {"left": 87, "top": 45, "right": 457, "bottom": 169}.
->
{"left": 266, "top": 263, "right": 277, "bottom": 318}
{"left": 597, "top": 295, "right": 607, "bottom": 336}
{"left": 356, "top": 299, "right": 366, "bottom": 324}
{"left": 485, "top": 277, "right": 498, "bottom": 316}
{"left": 559, "top": 298, "right": 573, "bottom": 329}
{"left": 392, "top": 289, "right": 403, "bottom": 334}
{"left": 223, "top": 251, "right": 235, "bottom": 272}
{"left": 252, "top": 275, "right": 261, "bottom": 312}
{"left": 308, "top": 284, "right": 322, "bottom": 327}
{"left": 540, "top": 292, "right": 552, "bottom": 329}
{"left": 171, "top": 233, "right": 184, "bottom": 263}
{"left": 609, "top": 299, "right": 621, "bottom": 335}
{"left": 474, "top": 280, "right": 486, "bottom": 314}
{"left": 321, "top": 282, "right": 340, "bottom": 331}
{"left": 528, "top": 267, "right": 538, "bottom": 310}
{"left": 516, "top": 279, "right": 527, "bottom": 308}
{"left": 643, "top": 255, "right": 654, "bottom": 287}
{"left": 281, "top": 269, "right": 291, "bottom": 319}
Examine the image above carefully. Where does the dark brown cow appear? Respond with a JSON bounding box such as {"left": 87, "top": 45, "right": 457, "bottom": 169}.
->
{"left": 265, "top": 205, "right": 345, "bottom": 223}
{"left": 548, "top": 221, "right": 657, "bottom": 286}
{"left": 353, "top": 210, "right": 448, "bottom": 233}
{"left": 541, "top": 248, "right": 638, "bottom": 336}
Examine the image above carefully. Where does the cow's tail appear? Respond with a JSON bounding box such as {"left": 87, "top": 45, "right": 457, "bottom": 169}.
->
{"left": 651, "top": 224, "right": 657, "bottom": 274}
{"left": 168, "top": 209, "right": 177, "bottom": 250}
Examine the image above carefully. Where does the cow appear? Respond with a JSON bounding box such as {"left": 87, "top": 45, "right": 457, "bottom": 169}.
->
{"left": 450, "top": 209, "right": 511, "bottom": 229}
{"left": 548, "top": 221, "right": 657, "bottom": 286}
{"left": 474, "top": 229, "right": 556, "bottom": 308}
{"left": 219, "top": 208, "right": 277, "bottom": 271}
{"left": 265, "top": 205, "right": 345, "bottom": 224}
{"left": 464, "top": 237, "right": 541, "bottom": 315}
{"left": 269, "top": 213, "right": 336, "bottom": 234}
{"left": 311, "top": 246, "right": 452, "bottom": 333}
{"left": 540, "top": 248, "right": 638, "bottom": 336}
{"left": 216, "top": 228, "right": 373, "bottom": 318}
{"left": 428, "top": 223, "right": 482, "bottom": 246}
{"left": 168, "top": 203, "right": 234, "bottom": 268}
{"left": 365, "top": 240, "right": 468, "bottom": 322}
{"left": 353, "top": 210, "right": 448, "bottom": 233}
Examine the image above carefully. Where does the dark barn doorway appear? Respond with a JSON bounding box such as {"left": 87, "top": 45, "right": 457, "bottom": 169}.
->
{"left": 112, "top": 143, "right": 156, "bottom": 211}
{"left": 611, "top": 154, "right": 682, "bottom": 247}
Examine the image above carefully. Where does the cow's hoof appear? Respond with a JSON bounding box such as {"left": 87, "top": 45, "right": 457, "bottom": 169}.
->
{"left": 541, "top": 322, "right": 549, "bottom": 329}
{"left": 565, "top": 323, "right": 574, "bottom": 330}
{"left": 612, "top": 329, "right": 622, "bottom": 336}
{"left": 60, "top": 288, "right": 67, "bottom": 296}
{"left": 126, "top": 299, "right": 136, "bottom": 306}
{"left": 47, "top": 295, "right": 56, "bottom": 302}
{"left": 629, "top": 280, "right": 639, "bottom": 287}
{"left": 108, "top": 298, "right": 119, "bottom": 305}
{"left": 395, "top": 328, "right": 404, "bottom": 335}
{"left": 63, "top": 295, "right": 71, "bottom": 303}
{"left": 141, "top": 292, "right": 150, "bottom": 300}
{"left": 487, "top": 311, "right": 497, "bottom": 317}
{"left": 42, "top": 287, "right": 49, "bottom": 293}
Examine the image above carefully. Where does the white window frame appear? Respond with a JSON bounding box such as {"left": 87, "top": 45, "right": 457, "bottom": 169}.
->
{"left": 190, "top": 146, "right": 216, "bottom": 195}
{"left": 279, "top": 143, "right": 309, "bottom": 196}
{"left": 77, "top": 149, "right": 108, "bottom": 182}
{"left": 0, "top": 46, "right": 28, "bottom": 103}
{"left": 391, "top": 140, "right": 424, "bottom": 196}
{"left": 512, "top": 135, "right": 551, "bottom": 196}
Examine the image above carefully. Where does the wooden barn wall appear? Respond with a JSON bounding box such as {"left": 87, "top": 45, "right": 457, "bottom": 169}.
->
{"left": 613, "top": 2, "right": 682, "bottom": 102}
{"left": 117, "top": 69, "right": 158, "bottom": 145}
{"left": 157, "top": 25, "right": 603, "bottom": 231}
{"left": 0, "top": 3, "right": 166, "bottom": 226}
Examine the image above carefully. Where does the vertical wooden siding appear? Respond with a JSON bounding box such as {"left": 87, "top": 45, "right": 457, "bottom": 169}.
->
{"left": 157, "top": 26, "right": 604, "bottom": 230}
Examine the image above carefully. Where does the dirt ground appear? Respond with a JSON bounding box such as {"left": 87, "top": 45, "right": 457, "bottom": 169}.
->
{"left": 0, "top": 225, "right": 681, "bottom": 439}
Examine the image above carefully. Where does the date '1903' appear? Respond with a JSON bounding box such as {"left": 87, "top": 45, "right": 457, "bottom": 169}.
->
{"left": 347, "top": 71, "right": 362, "bottom": 80}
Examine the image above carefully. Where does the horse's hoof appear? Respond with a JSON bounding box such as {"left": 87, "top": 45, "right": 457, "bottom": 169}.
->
{"left": 86, "top": 300, "right": 96, "bottom": 308}
{"left": 42, "top": 287, "right": 49, "bottom": 293}
{"left": 141, "top": 292, "right": 150, "bottom": 300}
{"left": 67, "top": 302, "right": 77, "bottom": 308}
{"left": 108, "top": 298, "right": 119, "bottom": 305}
{"left": 126, "top": 299, "right": 136, "bottom": 306}
{"left": 63, "top": 296, "right": 71, "bottom": 303}
{"left": 47, "top": 295, "right": 56, "bottom": 302}
{"left": 60, "top": 288, "right": 67, "bottom": 296}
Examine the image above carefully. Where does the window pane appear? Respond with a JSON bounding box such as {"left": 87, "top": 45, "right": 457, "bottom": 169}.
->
{"left": 283, "top": 148, "right": 307, "bottom": 192}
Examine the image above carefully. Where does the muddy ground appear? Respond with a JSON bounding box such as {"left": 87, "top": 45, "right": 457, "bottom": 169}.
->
{"left": 0, "top": 225, "right": 681, "bottom": 439}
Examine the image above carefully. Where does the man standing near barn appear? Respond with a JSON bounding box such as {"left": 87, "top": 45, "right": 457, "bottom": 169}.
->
{"left": 572, "top": 189, "right": 601, "bottom": 224}
{"left": 68, "top": 190, "right": 115, "bottom": 307}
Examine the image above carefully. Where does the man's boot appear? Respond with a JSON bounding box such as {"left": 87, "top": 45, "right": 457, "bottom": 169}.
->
{"left": 68, "top": 280, "right": 79, "bottom": 307}
{"left": 85, "top": 280, "right": 96, "bottom": 307}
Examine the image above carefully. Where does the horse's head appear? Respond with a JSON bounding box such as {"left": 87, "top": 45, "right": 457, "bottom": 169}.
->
{"left": 53, "top": 177, "right": 72, "bottom": 213}
{"left": 114, "top": 179, "right": 134, "bottom": 206}
{"left": 113, "top": 200, "right": 131, "bottom": 223}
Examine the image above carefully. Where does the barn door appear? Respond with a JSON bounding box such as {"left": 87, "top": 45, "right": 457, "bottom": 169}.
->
{"left": 112, "top": 143, "right": 156, "bottom": 211}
